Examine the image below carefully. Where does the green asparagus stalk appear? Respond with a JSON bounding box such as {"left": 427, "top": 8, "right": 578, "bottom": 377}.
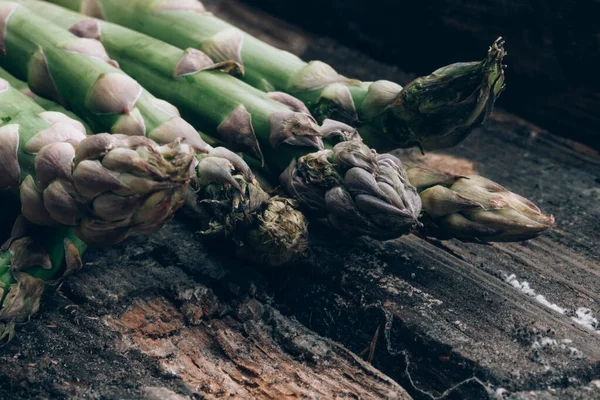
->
{"left": 407, "top": 167, "right": 554, "bottom": 242}
{"left": 0, "top": 67, "right": 92, "bottom": 133}
{"left": 0, "top": 75, "right": 194, "bottom": 245}
{"left": 0, "top": 216, "right": 87, "bottom": 341}
{"left": 12, "top": 0, "right": 422, "bottom": 240}
{"left": 43, "top": 0, "right": 505, "bottom": 152}
{"left": 0, "top": 2, "right": 308, "bottom": 265}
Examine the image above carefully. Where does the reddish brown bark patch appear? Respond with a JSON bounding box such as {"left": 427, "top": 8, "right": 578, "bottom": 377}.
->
{"left": 104, "top": 296, "right": 411, "bottom": 399}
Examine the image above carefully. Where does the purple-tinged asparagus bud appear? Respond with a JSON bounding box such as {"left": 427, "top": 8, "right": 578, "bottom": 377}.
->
{"left": 63, "top": 37, "right": 118, "bottom": 68}
{"left": 175, "top": 47, "right": 214, "bottom": 76}
{"left": 173, "top": 47, "right": 241, "bottom": 77}
{"left": 288, "top": 61, "right": 359, "bottom": 92}
{"left": 269, "top": 111, "right": 324, "bottom": 149}
{"left": 197, "top": 155, "right": 243, "bottom": 192}
{"left": 17, "top": 126, "right": 195, "bottom": 245}
{"left": 217, "top": 104, "right": 264, "bottom": 164}
{"left": 68, "top": 18, "right": 101, "bottom": 40}
{"left": 202, "top": 28, "right": 245, "bottom": 71}
{"left": 27, "top": 49, "right": 64, "bottom": 104}
{"left": 85, "top": 73, "right": 142, "bottom": 114}
{"left": 361, "top": 80, "right": 403, "bottom": 120}
{"left": 112, "top": 108, "right": 146, "bottom": 136}
{"left": 148, "top": 112, "right": 210, "bottom": 152}
{"left": 317, "top": 83, "right": 359, "bottom": 122}
{"left": 267, "top": 92, "right": 311, "bottom": 114}
{"left": 281, "top": 137, "right": 421, "bottom": 239}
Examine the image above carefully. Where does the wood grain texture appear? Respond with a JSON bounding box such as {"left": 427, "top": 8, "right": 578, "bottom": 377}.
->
{"left": 0, "top": 224, "right": 410, "bottom": 399}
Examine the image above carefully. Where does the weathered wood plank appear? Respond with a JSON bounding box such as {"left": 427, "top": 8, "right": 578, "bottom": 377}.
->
{"left": 207, "top": 1, "right": 600, "bottom": 397}
{"left": 0, "top": 224, "right": 410, "bottom": 399}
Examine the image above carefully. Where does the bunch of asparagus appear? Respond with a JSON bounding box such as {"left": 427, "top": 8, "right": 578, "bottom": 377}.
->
{"left": 23, "top": 0, "right": 552, "bottom": 241}
{"left": 0, "top": 0, "right": 554, "bottom": 339}
{"left": 1, "top": 1, "right": 310, "bottom": 263}
{"left": 1, "top": 1, "right": 424, "bottom": 241}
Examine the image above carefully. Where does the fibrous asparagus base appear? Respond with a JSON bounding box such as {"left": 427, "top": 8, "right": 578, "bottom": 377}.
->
{"left": 407, "top": 167, "right": 554, "bottom": 241}
{"left": 45, "top": 0, "right": 505, "bottom": 151}
{"left": 21, "top": 1, "right": 422, "bottom": 240}
{"left": 0, "top": 2, "right": 308, "bottom": 265}
{"left": 0, "top": 77, "right": 194, "bottom": 245}
{"left": 0, "top": 217, "right": 86, "bottom": 342}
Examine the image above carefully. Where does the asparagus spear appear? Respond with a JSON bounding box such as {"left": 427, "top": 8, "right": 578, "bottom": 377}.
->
{"left": 0, "top": 217, "right": 86, "bottom": 342}
{"left": 407, "top": 167, "right": 554, "bottom": 242}
{"left": 43, "top": 0, "right": 506, "bottom": 152}
{"left": 9, "top": 1, "right": 422, "bottom": 240}
{"left": 0, "top": 3, "right": 308, "bottom": 265}
{"left": 0, "top": 75, "right": 194, "bottom": 245}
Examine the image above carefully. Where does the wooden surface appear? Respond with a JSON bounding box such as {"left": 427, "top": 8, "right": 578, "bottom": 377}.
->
{"left": 1, "top": 1, "right": 600, "bottom": 399}
{"left": 247, "top": 0, "right": 600, "bottom": 150}
{"left": 0, "top": 225, "right": 410, "bottom": 399}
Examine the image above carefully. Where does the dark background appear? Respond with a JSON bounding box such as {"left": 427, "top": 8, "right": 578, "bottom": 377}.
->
{"left": 247, "top": 0, "right": 600, "bottom": 149}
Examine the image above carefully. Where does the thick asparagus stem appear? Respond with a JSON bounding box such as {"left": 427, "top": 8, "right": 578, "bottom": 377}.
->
{"left": 0, "top": 67, "right": 92, "bottom": 133}
{"left": 0, "top": 2, "right": 308, "bottom": 265}
{"left": 0, "top": 218, "right": 86, "bottom": 341}
{"left": 16, "top": 1, "right": 422, "bottom": 240}
{"left": 44, "top": 0, "right": 505, "bottom": 152}
{"left": 0, "top": 76, "right": 194, "bottom": 245}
